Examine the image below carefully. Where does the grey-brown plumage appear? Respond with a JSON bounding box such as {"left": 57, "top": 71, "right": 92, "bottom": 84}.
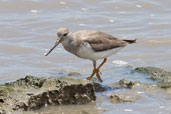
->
{"left": 45, "top": 27, "right": 136, "bottom": 82}
{"left": 82, "top": 31, "right": 130, "bottom": 52}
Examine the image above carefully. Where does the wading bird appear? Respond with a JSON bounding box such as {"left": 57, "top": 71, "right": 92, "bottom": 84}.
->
{"left": 45, "top": 27, "right": 136, "bottom": 82}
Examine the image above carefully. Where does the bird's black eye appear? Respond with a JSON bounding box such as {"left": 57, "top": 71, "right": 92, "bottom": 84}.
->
{"left": 57, "top": 33, "right": 61, "bottom": 37}
{"left": 63, "top": 33, "right": 68, "bottom": 36}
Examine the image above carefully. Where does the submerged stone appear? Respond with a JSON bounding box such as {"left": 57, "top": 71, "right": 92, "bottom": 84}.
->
{"left": 93, "top": 82, "right": 111, "bottom": 92}
{"left": 68, "top": 72, "right": 81, "bottom": 76}
{"left": 109, "top": 79, "right": 136, "bottom": 89}
{"left": 135, "top": 67, "right": 171, "bottom": 89}
{"left": 109, "top": 93, "right": 137, "bottom": 103}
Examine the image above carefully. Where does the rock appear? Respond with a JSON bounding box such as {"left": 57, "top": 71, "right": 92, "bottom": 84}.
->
{"left": 0, "top": 109, "right": 6, "bottom": 114}
{"left": 107, "top": 80, "right": 148, "bottom": 104}
{"left": 109, "top": 79, "right": 158, "bottom": 91}
{"left": 109, "top": 93, "right": 137, "bottom": 103}
{"left": 5, "top": 75, "right": 46, "bottom": 89}
{"left": 68, "top": 72, "right": 81, "bottom": 76}
{"left": 109, "top": 79, "right": 136, "bottom": 89}
{"left": 135, "top": 67, "right": 171, "bottom": 89}
{"left": 93, "top": 82, "right": 111, "bottom": 92}
{"left": 82, "top": 110, "right": 91, "bottom": 114}
{"left": 0, "top": 75, "right": 96, "bottom": 113}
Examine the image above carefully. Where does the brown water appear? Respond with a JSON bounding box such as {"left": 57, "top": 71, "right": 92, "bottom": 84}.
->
{"left": 0, "top": 0, "right": 171, "bottom": 113}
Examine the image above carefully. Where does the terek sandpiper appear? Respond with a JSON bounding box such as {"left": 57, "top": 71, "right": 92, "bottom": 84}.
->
{"left": 45, "top": 27, "right": 136, "bottom": 82}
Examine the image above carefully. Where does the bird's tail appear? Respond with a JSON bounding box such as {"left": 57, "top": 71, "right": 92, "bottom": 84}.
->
{"left": 123, "top": 39, "right": 136, "bottom": 44}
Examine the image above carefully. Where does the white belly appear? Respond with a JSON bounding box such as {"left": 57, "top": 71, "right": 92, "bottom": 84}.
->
{"left": 77, "top": 45, "right": 123, "bottom": 61}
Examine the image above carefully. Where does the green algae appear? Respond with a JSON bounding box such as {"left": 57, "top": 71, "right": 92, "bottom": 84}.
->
{"left": 68, "top": 72, "right": 81, "bottom": 76}
{"left": 0, "top": 86, "right": 14, "bottom": 96}
{"left": 5, "top": 75, "right": 46, "bottom": 89}
{"left": 135, "top": 67, "right": 171, "bottom": 89}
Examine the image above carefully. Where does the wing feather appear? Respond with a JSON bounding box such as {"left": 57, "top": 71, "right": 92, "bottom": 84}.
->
{"left": 81, "top": 31, "right": 127, "bottom": 52}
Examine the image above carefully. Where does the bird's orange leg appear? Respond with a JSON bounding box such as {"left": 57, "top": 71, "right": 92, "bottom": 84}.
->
{"left": 87, "top": 68, "right": 96, "bottom": 80}
{"left": 95, "top": 69, "right": 102, "bottom": 82}
{"left": 95, "top": 58, "right": 107, "bottom": 82}
{"left": 87, "top": 68, "right": 102, "bottom": 82}
{"left": 87, "top": 58, "right": 107, "bottom": 82}
{"left": 97, "top": 58, "right": 107, "bottom": 70}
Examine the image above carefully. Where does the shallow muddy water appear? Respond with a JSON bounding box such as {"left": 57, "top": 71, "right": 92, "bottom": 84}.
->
{"left": 0, "top": 0, "right": 171, "bottom": 113}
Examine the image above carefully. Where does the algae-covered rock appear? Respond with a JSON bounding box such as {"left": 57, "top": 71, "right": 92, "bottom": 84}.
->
{"left": 135, "top": 67, "right": 171, "bottom": 89}
{"left": 0, "top": 109, "right": 6, "bottom": 114}
{"left": 109, "top": 79, "right": 136, "bottom": 89}
{"left": 5, "top": 75, "right": 46, "bottom": 89}
{"left": 109, "top": 93, "right": 137, "bottom": 103}
{"left": 68, "top": 72, "right": 81, "bottom": 76}
{"left": 0, "top": 86, "right": 14, "bottom": 96}
{"left": 0, "top": 75, "right": 96, "bottom": 113}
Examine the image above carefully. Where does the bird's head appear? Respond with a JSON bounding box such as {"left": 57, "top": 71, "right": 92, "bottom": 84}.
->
{"left": 57, "top": 27, "right": 70, "bottom": 40}
{"left": 45, "top": 27, "right": 70, "bottom": 56}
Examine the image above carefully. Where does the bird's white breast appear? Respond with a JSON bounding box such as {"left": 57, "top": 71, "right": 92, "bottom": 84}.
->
{"left": 77, "top": 42, "right": 123, "bottom": 61}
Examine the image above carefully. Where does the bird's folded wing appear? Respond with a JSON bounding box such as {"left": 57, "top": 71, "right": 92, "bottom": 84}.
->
{"left": 83, "top": 31, "right": 127, "bottom": 52}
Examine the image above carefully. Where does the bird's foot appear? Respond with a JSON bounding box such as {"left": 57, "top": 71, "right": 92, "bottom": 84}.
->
{"left": 95, "top": 69, "right": 103, "bottom": 82}
{"left": 87, "top": 69, "right": 102, "bottom": 82}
